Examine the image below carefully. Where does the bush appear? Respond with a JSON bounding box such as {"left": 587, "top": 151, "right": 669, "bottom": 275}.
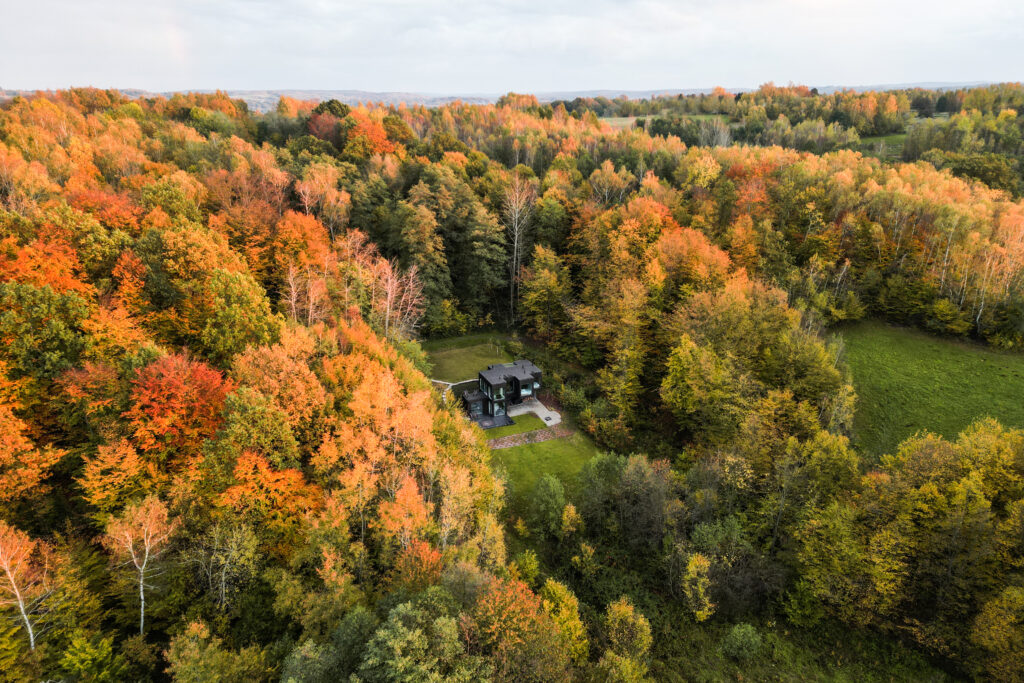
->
{"left": 721, "top": 623, "right": 762, "bottom": 661}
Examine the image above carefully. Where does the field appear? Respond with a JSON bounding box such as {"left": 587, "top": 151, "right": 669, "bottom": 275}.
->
{"left": 600, "top": 112, "right": 726, "bottom": 130}
{"left": 491, "top": 432, "right": 600, "bottom": 517}
{"left": 840, "top": 321, "right": 1024, "bottom": 456}
{"left": 860, "top": 132, "right": 907, "bottom": 161}
{"left": 422, "top": 333, "right": 512, "bottom": 382}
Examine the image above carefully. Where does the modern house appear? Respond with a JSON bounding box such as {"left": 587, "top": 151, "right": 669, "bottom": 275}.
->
{"left": 462, "top": 359, "right": 542, "bottom": 427}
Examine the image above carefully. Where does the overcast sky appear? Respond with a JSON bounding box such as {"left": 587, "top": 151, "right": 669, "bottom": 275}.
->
{"left": 2, "top": 0, "right": 1022, "bottom": 94}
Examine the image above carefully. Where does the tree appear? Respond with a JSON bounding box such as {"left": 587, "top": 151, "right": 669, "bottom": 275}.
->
{"left": 681, "top": 553, "right": 715, "bottom": 622}
{"left": 503, "top": 172, "right": 537, "bottom": 322}
{"left": 529, "top": 474, "right": 566, "bottom": 538}
{"left": 0, "top": 521, "right": 53, "bottom": 651}
{"left": 358, "top": 596, "right": 490, "bottom": 682}
{"left": 597, "top": 597, "right": 653, "bottom": 682}
{"left": 102, "top": 496, "right": 177, "bottom": 635}
{"left": 78, "top": 439, "right": 151, "bottom": 515}
{"left": 0, "top": 398, "right": 63, "bottom": 503}
{"left": 376, "top": 475, "right": 430, "bottom": 551}
{"left": 661, "top": 334, "right": 750, "bottom": 443}
{"left": 540, "top": 579, "right": 589, "bottom": 664}
{"left": 519, "top": 245, "right": 571, "bottom": 343}
{"left": 165, "top": 621, "right": 270, "bottom": 682}
{"left": 972, "top": 586, "right": 1024, "bottom": 681}
{"left": 125, "top": 354, "right": 233, "bottom": 466}
{"left": 183, "top": 522, "right": 259, "bottom": 611}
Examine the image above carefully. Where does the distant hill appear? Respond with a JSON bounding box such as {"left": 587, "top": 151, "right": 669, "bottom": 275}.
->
{"left": 0, "top": 82, "right": 997, "bottom": 112}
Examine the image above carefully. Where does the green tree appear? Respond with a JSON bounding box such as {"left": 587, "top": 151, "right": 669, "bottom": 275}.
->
{"left": 661, "top": 334, "right": 749, "bottom": 443}
{"left": 529, "top": 474, "right": 566, "bottom": 539}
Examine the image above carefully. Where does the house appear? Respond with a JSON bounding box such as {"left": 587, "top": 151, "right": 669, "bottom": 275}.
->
{"left": 461, "top": 359, "right": 542, "bottom": 426}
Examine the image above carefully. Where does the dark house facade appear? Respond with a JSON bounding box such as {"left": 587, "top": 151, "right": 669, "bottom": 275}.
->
{"left": 462, "top": 360, "right": 542, "bottom": 423}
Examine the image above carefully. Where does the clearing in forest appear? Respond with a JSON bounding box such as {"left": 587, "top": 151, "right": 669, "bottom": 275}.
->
{"left": 422, "top": 333, "right": 512, "bottom": 383}
{"left": 841, "top": 320, "right": 1024, "bottom": 457}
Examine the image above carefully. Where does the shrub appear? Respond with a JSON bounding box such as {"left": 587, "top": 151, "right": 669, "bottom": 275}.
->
{"left": 721, "top": 623, "right": 762, "bottom": 661}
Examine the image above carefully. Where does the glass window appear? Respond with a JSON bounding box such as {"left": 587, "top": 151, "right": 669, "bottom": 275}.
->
{"left": 521, "top": 383, "right": 532, "bottom": 396}
{"left": 494, "top": 402, "right": 505, "bottom": 416}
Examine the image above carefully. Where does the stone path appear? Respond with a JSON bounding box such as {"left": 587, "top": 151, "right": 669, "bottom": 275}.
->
{"left": 488, "top": 423, "right": 574, "bottom": 450}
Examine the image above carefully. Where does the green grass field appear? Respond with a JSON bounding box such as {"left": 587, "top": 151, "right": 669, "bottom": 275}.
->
{"left": 484, "top": 414, "right": 547, "bottom": 440}
{"left": 422, "top": 333, "right": 512, "bottom": 382}
{"left": 860, "top": 132, "right": 907, "bottom": 162}
{"left": 840, "top": 321, "right": 1024, "bottom": 457}
{"left": 491, "top": 432, "right": 600, "bottom": 517}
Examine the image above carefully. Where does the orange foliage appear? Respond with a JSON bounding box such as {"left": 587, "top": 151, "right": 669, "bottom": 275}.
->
{"left": 78, "top": 440, "right": 158, "bottom": 514}
{"left": 68, "top": 188, "right": 142, "bottom": 232}
{"left": 393, "top": 539, "right": 443, "bottom": 591}
{"left": 124, "top": 354, "right": 232, "bottom": 461}
{"left": 375, "top": 474, "right": 430, "bottom": 549}
{"left": 217, "top": 452, "right": 322, "bottom": 544}
{"left": 0, "top": 236, "right": 94, "bottom": 296}
{"left": 0, "top": 400, "right": 63, "bottom": 503}
{"left": 471, "top": 577, "right": 545, "bottom": 652}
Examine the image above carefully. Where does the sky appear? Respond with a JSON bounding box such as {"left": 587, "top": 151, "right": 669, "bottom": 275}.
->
{"left": 2, "top": 0, "right": 1022, "bottom": 94}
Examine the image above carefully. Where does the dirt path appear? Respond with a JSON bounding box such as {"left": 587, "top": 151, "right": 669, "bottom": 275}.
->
{"left": 488, "top": 424, "right": 574, "bottom": 450}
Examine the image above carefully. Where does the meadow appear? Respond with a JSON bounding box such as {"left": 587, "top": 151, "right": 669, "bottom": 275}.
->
{"left": 421, "top": 332, "right": 512, "bottom": 382}
{"left": 840, "top": 320, "right": 1024, "bottom": 456}
{"left": 490, "top": 432, "right": 600, "bottom": 517}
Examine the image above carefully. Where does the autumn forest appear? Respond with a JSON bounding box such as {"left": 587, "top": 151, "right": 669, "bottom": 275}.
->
{"left": 2, "top": 83, "right": 1024, "bottom": 681}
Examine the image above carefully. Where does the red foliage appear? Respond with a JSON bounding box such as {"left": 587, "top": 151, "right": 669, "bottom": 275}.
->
{"left": 393, "top": 539, "right": 443, "bottom": 592}
{"left": 124, "top": 354, "right": 232, "bottom": 461}
{"left": 68, "top": 189, "right": 142, "bottom": 232}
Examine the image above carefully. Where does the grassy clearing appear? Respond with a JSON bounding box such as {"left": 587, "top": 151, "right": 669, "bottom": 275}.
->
{"left": 491, "top": 432, "right": 600, "bottom": 518}
{"left": 484, "top": 414, "right": 547, "bottom": 440}
{"left": 860, "top": 132, "right": 907, "bottom": 162}
{"left": 840, "top": 320, "right": 1024, "bottom": 457}
{"left": 601, "top": 116, "right": 648, "bottom": 130}
{"left": 422, "top": 334, "right": 512, "bottom": 382}
{"left": 653, "top": 619, "right": 948, "bottom": 682}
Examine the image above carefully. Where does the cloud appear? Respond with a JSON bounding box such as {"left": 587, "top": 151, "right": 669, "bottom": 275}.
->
{"left": 1, "top": 0, "right": 1021, "bottom": 92}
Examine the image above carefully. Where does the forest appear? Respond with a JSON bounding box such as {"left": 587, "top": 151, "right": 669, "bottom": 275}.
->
{"left": 1, "top": 82, "right": 1024, "bottom": 681}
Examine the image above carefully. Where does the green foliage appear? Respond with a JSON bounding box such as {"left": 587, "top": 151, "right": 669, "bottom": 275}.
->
{"left": 165, "top": 622, "right": 271, "bottom": 682}
{"left": 59, "top": 631, "right": 127, "bottom": 682}
{"left": 529, "top": 474, "right": 566, "bottom": 539}
{"left": 720, "top": 623, "right": 763, "bottom": 661}
{"left": 0, "top": 282, "right": 90, "bottom": 380}
{"left": 357, "top": 592, "right": 490, "bottom": 683}
{"left": 661, "top": 334, "right": 749, "bottom": 443}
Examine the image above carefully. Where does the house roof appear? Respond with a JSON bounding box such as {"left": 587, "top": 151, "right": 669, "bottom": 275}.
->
{"left": 479, "top": 359, "right": 542, "bottom": 386}
{"left": 462, "top": 388, "right": 486, "bottom": 402}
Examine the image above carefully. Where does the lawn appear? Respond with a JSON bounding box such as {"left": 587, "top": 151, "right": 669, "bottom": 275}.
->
{"left": 840, "top": 320, "right": 1024, "bottom": 457}
{"left": 422, "top": 333, "right": 512, "bottom": 383}
{"left": 491, "top": 432, "right": 600, "bottom": 517}
{"left": 484, "top": 414, "right": 547, "bottom": 440}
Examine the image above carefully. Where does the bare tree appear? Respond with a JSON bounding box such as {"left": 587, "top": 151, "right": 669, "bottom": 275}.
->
{"left": 0, "top": 521, "right": 54, "bottom": 650}
{"left": 184, "top": 522, "right": 259, "bottom": 611}
{"left": 103, "top": 496, "right": 178, "bottom": 636}
{"left": 370, "top": 259, "right": 425, "bottom": 339}
{"left": 503, "top": 173, "right": 537, "bottom": 323}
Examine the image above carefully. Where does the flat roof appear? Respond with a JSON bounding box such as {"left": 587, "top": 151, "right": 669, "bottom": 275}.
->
{"left": 479, "top": 359, "right": 542, "bottom": 385}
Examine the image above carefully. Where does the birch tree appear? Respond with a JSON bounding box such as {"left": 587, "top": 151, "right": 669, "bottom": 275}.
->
{"left": 102, "top": 496, "right": 178, "bottom": 636}
{"left": 502, "top": 172, "right": 536, "bottom": 323}
{"left": 0, "top": 521, "right": 53, "bottom": 650}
